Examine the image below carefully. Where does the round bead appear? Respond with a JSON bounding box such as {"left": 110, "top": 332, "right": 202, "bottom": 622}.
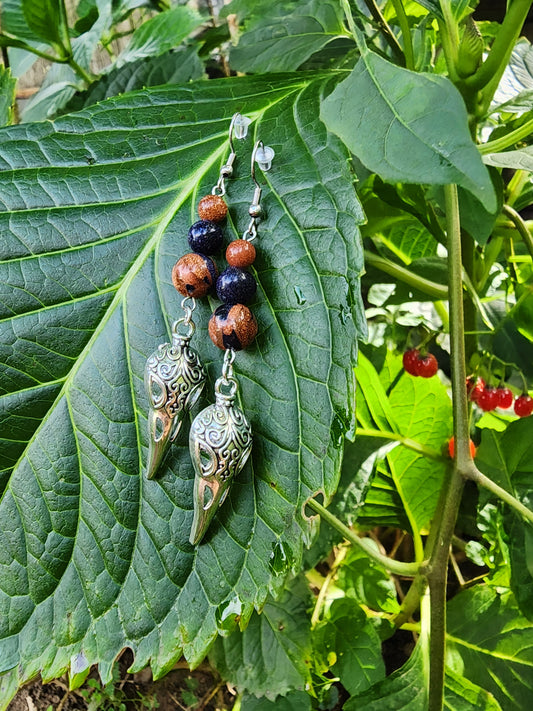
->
{"left": 197, "top": 194, "right": 228, "bottom": 222}
{"left": 226, "top": 240, "right": 256, "bottom": 268}
{"left": 208, "top": 303, "right": 258, "bottom": 351}
{"left": 172, "top": 253, "right": 218, "bottom": 298}
{"left": 248, "top": 203, "right": 262, "bottom": 218}
{"left": 188, "top": 220, "right": 223, "bottom": 255}
{"left": 216, "top": 266, "right": 257, "bottom": 305}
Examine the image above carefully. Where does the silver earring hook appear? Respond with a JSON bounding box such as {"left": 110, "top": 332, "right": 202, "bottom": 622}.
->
{"left": 244, "top": 140, "right": 274, "bottom": 241}
{"left": 213, "top": 114, "right": 252, "bottom": 196}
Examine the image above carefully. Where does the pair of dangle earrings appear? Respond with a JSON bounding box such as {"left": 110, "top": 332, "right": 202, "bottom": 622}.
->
{"left": 144, "top": 113, "right": 274, "bottom": 545}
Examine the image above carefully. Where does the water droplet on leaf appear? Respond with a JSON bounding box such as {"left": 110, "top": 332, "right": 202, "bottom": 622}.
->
{"left": 294, "top": 286, "right": 307, "bottom": 305}
{"left": 269, "top": 540, "right": 294, "bottom": 575}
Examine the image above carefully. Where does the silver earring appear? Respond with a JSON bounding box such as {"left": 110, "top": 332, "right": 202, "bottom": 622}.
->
{"left": 144, "top": 113, "right": 251, "bottom": 479}
{"left": 188, "top": 139, "right": 275, "bottom": 544}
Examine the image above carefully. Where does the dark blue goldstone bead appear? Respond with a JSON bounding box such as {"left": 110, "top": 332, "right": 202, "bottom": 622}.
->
{"left": 216, "top": 266, "right": 257, "bottom": 305}
{"left": 188, "top": 220, "right": 223, "bottom": 255}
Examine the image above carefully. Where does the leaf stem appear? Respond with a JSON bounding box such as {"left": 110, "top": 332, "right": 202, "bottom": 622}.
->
{"left": 502, "top": 204, "right": 533, "bottom": 261}
{"left": 364, "top": 251, "right": 448, "bottom": 299}
{"left": 68, "top": 57, "right": 95, "bottom": 85}
{"left": 479, "top": 116, "right": 533, "bottom": 154}
{"left": 465, "top": 0, "right": 533, "bottom": 100}
{"left": 310, "top": 545, "right": 348, "bottom": 628}
{"left": 306, "top": 498, "right": 421, "bottom": 577}
{"left": 355, "top": 427, "right": 444, "bottom": 461}
{"left": 390, "top": 0, "right": 415, "bottom": 70}
{"left": 426, "top": 184, "right": 468, "bottom": 711}
{"left": 437, "top": 2, "right": 460, "bottom": 84}
{"left": 465, "top": 463, "right": 533, "bottom": 525}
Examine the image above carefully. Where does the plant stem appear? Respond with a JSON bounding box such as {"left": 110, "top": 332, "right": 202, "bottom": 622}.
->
{"left": 364, "top": 251, "right": 448, "bottom": 299}
{"left": 310, "top": 545, "right": 348, "bottom": 628}
{"left": 506, "top": 169, "right": 530, "bottom": 207}
{"left": 355, "top": 427, "right": 444, "bottom": 460}
{"left": 306, "top": 498, "right": 421, "bottom": 577}
{"left": 502, "top": 204, "right": 533, "bottom": 261}
{"left": 426, "top": 184, "right": 469, "bottom": 711}
{"left": 467, "top": 0, "right": 533, "bottom": 111}
{"left": 68, "top": 58, "right": 95, "bottom": 85}
{"left": 465, "top": 463, "right": 533, "bottom": 525}
{"left": 479, "top": 116, "right": 533, "bottom": 154}
{"left": 390, "top": 0, "right": 415, "bottom": 70}
{"left": 393, "top": 571, "right": 427, "bottom": 627}
{"left": 437, "top": 1, "right": 460, "bottom": 83}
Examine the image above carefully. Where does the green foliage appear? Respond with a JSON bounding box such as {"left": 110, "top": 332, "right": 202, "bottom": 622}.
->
{"left": 321, "top": 46, "right": 497, "bottom": 210}
{"left": 2, "top": 0, "right": 533, "bottom": 710}
{"left": 210, "top": 578, "right": 313, "bottom": 698}
{"left": 227, "top": 0, "right": 349, "bottom": 73}
{"left": 0, "top": 73, "right": 364, "bottom": 699}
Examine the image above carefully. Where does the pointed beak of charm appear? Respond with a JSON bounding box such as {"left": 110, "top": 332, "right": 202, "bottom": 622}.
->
{"left": 188, "top": 386, "right": 252, "bottom": 545}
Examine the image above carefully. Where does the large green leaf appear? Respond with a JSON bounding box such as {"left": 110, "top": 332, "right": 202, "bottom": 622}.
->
{"left": 483, "top": 147, "right": 533, "bottom": 171}
{"left": 320, "top": 46, "right": 497, "bottom": 211}
{"left": 0, "top": 74, "right": 364, "bottom": 702}
{"left": 356, "top": 352, "right": 451, "bottom": 532}
{"left": 345, "top": 635, "right": 501, "bottom": 711}
{"left": 444, "top": 669, "right": 501, "bottom": 710}
{"left": 210, "top": 577, "right": 312, "bottom": 699}
{"left": 492, "top": 40, "right": 533, "bottom": 113}
{"left": 64, "top": 48, "right": 205, "bottom": 114}
{"left": 344, "top": 642, "right": 427, "bottom": 710}
{"left": 21, "top": 0, "right": 66, "bottom": 48}
{"left": 117, "top": 6, "right": 203, "bottom": 65}
{"left": 313, "top": 598, "right": 385, "bottom": 696}
{"left": 228, "top": 0, "right": 350, "bottom": 73}
{"left": 476, "top": 419, "right": 533, "bottom": 618}
{"left": 447, "top": 587, "right": 533, "bottom": 708}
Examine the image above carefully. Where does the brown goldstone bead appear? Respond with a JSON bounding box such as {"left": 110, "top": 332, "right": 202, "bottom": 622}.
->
{"left": 208, "top": 303, "right": 258, "bottom": 351}
{"left": 226, "top": 239, "right": 256, "bottom": 268}
{"left": 172, "top": 253, "right": 218, "bottom": 298}
{"left": 197, "top": 194, "right": 228, "bottom": 222}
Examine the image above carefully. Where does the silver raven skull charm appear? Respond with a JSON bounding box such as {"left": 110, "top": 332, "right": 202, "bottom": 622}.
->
{"left": 144, "top": 328, "right": 206, "bottom": 479}
{"left": 189, "top": 379, "right": 252, "bottom": 545}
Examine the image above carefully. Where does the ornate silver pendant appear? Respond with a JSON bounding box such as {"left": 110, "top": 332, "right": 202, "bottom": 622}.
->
{"left": 189, "top": 375, "right": 252, "bottom": 545}
{"left": 144, "top": 323, "right": 206, "bottom": 479}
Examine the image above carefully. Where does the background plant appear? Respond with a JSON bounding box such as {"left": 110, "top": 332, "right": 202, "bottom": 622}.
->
{"left": 1, "top": 1, "right": 533, "bottom": 710}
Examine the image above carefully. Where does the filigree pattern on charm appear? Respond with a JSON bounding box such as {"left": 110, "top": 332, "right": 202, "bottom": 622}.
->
{"left": 144, "top": 321, "right": 206, "bottom": 479}
{"left": 189, "top": 372, "right": 252, "bottom": 545}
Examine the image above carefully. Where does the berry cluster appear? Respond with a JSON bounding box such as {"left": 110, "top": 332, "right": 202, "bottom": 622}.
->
{"left": 402, "top": 348, "right": 439, "bottom": 378}
{"left": 466, "top": 376, "right": 533, "bottom": 417}
{"left": 172, "top": 194, "right": 258, "bottom": 351}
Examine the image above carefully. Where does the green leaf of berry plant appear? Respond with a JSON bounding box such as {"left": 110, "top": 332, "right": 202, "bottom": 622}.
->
{"left": 0, "top": 73, "right": 365, "bottom": 703}
{"left": 320, "top": 42, "right": 497, "bottom": 211}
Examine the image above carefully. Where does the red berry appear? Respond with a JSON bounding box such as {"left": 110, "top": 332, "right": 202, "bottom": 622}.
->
{"left": 477, "top": 386, "right": 499, "bottom": 412}
{"left": 496, "top": 387, "right": 513, "bottom": 409}
{"left": 448, "top": 436, "right": 476, "bottom": 459}
{"left": 466, "top": 376, "right": 485, "bottom": 403}
{"left": 403, "top": 349, "right": 420, "bottom": 376}
{"left": 514, "top": 394, "right": 533, "bottom": 418}
{"left": 416, "top": 352, "right": 438, "bottom": 378}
